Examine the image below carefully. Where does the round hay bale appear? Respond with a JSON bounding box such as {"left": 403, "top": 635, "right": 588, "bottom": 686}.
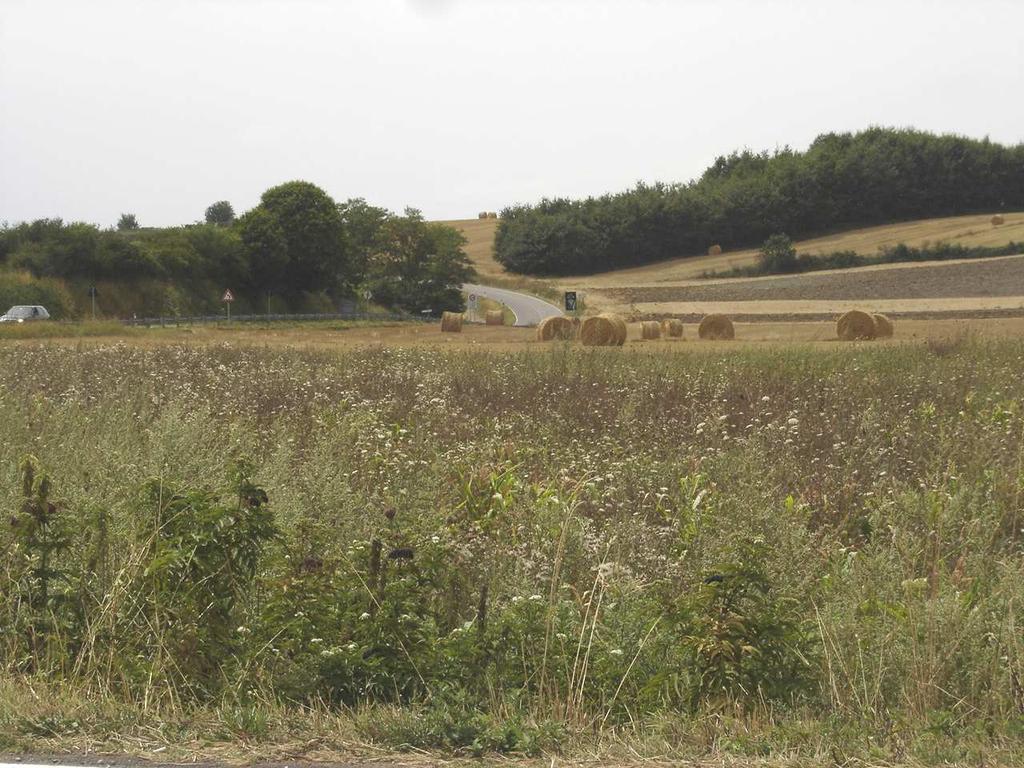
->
{"left": 640, "top": 320, "right": 662, "bottom": 340}
{"left": 440, "top": 311, "right": 464, "bottom": 333}
{"left": 608, "top": 314, "right": 628, "bottom": 345}
{"left": 992, "top": 214, "right": 1005, "bottom": 225}
{"left": 477, "top": 211, "right": 488, "bottom": 219}
{"left": 661, "top": 318, "right": 684, "bottom": 338}
{"left": 536, "top": 315, "right": 575, "bottom": 341}
{"left": 836, "top": 310, "right": 876, "bottom": 341}
{"left": 698, "top": 314, "right": 734, "bottom": 340}
{"left": 872, "top": 312, "right": 894, "bottom": 338}
{"left": 485, "top": 309, "right": 504, "bottom": 326}
{"left": 580, "top": 313, "right": 626, "bottom": 346}
{"left": 708, "top": 244, "right": 723, "bottom": 256}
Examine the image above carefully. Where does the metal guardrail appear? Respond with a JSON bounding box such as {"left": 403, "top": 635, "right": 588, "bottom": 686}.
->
{"left": 123, "top": 312, "right": 428, "bottom": 327}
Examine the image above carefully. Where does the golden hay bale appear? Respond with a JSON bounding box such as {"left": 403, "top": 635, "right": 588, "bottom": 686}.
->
{"left": 872, "top": 312, "right": 894, "bottom": 338}
{"left": 640, "top": 320, "right": 662, "bottom": 340}
{"left": 836, "top": 310, "right": 877, "bottom": 341}
{"left": 698, "top": 314, "right": 734, "bottom": 340}
{"left": 478, "top": 211, "right": 488, "bottom": 219}
{"left": 535, "top": 315, "right": 575, "bottom": 341}
{"left": 440, "top": 311, "right": 463, "bottom": 333}
{"left": 608, "top": 314, "right": 628, "bottom": 345}
{"left": 580, "top": 313, "right": 627, "bottom": 346}
{"left": 485, "top": 309, "right": 505, "bottom": 326}
{"left": 661, "top": 318, "right": 684, "bottom": 338}
{"left": 708, "top": 244, "right": 723, "bottom": 256}
{"left": 992, "top": 214, "right": 1005, "bottom": 225}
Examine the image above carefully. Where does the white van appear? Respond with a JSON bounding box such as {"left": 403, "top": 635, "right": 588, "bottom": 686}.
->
{"left": 0, "top": 305, "right": 51, "bottom": 323}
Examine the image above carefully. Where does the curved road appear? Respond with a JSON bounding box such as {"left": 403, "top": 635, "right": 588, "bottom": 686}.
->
{"left": 462, "top": 283, "right": 563, "bottom": 327}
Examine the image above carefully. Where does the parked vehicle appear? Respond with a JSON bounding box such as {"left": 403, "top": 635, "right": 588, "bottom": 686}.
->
{"left": 0, "top": 305, "right": 51, "bottom": 323}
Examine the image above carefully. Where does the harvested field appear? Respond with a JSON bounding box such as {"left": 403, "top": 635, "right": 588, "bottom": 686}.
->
{"left": 604, "top": 254, "right": 1024, "bottom": 304}
{"left": 558, "top": 212, "right": 1024, "bottom": 287}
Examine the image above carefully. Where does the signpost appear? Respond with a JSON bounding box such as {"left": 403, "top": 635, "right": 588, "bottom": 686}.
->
{"left": 564, "top": 291, "right": 577, "bottom": 313}
{"left": 88, "top": 286, "right": 98, "bottom": 320}
{"left": 222, "top": 289, "right": 234, "bottom": 322}
{"left": 468, "top": 292, "right": 479, "bottom": 321}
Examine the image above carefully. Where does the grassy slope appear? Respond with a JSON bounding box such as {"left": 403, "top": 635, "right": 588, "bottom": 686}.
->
{"left": 444, "top": 212, "right": 1024, "bottom": 288}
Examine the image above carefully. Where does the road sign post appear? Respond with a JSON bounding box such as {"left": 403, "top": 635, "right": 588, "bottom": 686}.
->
{"left": 88, "top": 286, "right": 98, "bottom": 320}
{"left": 222, "top": 289, "right": 234, "bottom": 322}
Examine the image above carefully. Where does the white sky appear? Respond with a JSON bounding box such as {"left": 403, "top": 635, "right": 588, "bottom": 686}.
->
{"left": 2, "top": 0, "right": 1022, "bottom": 228}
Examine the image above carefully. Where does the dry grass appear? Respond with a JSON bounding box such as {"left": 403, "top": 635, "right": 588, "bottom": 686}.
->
{"left": 440, "top": 218, "right": 505, "bottom": 278}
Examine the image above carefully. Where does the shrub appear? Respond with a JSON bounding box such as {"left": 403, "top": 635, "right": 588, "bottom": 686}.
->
{"left": 758, "top": 234, "right": 798, "bottom": 274}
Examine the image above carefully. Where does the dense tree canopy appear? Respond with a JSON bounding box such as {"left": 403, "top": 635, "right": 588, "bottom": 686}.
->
{"left": 494, "top": 127, "right": 1024, "bottom": 275}
{"left": 252, "top": 181, "right": 350, "bottom": 297}
{"left": 363, "top": 208, "right": 475, "bottom": 315}
{"left": 0, "top": 183, "right": 474, "bottom": 317}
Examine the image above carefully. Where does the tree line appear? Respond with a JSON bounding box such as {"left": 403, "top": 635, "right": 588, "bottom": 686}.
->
{"left": 0, "top": 181, "right": 475, "bottom": 317}
{"left": 494, "top": 127, "right": 1024, "bottom": 275}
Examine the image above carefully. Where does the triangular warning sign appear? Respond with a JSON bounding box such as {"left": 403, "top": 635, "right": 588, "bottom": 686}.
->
{"left": 222, "top": 289, "right": 234, "bottom": 302}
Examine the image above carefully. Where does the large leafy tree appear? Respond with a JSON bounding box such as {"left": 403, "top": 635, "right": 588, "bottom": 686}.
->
{"left": 238, "top": 208, "right": 289, "bottom": 295}
{"left": 337, "top": 198, "right": 389, "bottom": 279}
{"left": 204, "top": 200, "right": 235, "bottom": 226}
{"left": 117, "top": 213, "right": 139, "bottom": 231}
{"left": 364, "top": 209, "right": 475, "bottom": 315}
{"left": 254, "top": 181, "right": 351, "bottom": 296}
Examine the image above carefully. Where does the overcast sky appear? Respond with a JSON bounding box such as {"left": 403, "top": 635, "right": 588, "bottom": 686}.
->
{"left": 2, "top": 0, "right": 1022, "bottom": 228}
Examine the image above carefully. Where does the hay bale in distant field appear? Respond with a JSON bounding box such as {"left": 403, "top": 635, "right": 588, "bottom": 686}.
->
{"left": 536, "top": 315, "right": 575, "bottom": 341}
{"left": 661, "top": 318, "right": 684, "bottom": 338}
{"left": 485, "top": 309, "right": 505, "bottom": 326}
{"left": 872, "top": 312, "right": 894, "bottom": 338}
{"left": 708, "top": 244, "right": 723, "bottom": 256}
{"left": 836, "top": 310, "right": 876, "bottom": 341}
{"left": 440, "top": 311, "right": 464, "bottom": 332}
{"left": 640, "top": 320, "right": 662, "bottom": 340}
{"left": 698, "top": 314, "right": 734, "bottom": 340}
{"left": 487, "top": 212, "right": 498, "bottom": 219}
{"left": 580, "top": 313, "right": 626, "bottom": 346}
{"left": 992, "top": 214, "right": 1005, "bottom": 225}
{"left": 608, "top": 314, "right": 628, "bottom": 345}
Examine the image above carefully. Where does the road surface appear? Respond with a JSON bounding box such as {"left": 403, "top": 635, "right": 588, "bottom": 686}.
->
{"left": 462, "top": 283, "right": 563, "bottom": 327}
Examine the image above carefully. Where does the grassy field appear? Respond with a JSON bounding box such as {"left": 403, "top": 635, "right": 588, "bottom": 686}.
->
{"left": 5, "top": 315, "right": 1024, "bottom": 351}
{"left": 0, "top": 338, "right": 1022, "bottom": 765}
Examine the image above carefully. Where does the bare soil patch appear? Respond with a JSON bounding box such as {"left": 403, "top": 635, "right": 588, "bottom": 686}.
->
{"left": 603, "top": 254, "right": 1024, "bottom": 304}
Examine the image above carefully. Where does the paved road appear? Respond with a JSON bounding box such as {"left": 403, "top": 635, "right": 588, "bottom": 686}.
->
{"left": 462, "top": 283, "right": 563, "bottom": 327}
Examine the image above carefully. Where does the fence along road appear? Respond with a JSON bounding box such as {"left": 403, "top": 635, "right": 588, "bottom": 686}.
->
{"left": 462, "top": 283, "right": 563, "bottom": 327}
